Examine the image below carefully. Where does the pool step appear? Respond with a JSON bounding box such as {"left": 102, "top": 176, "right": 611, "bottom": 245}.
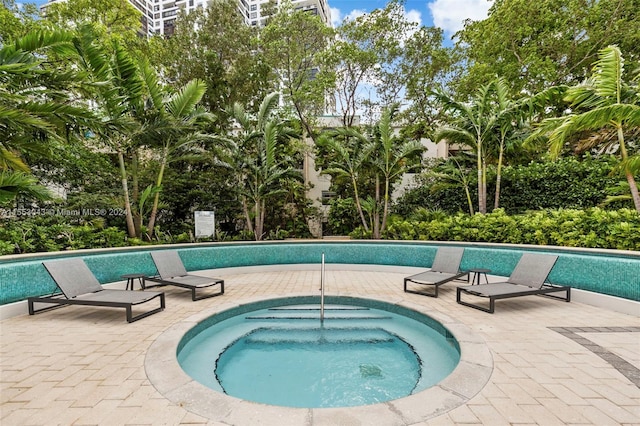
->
{"left": 246, "top": 313, "right": 391, "bottom": 321}
{"left": 243, "top": 327, "right": 396, "bottom": 345}
{"left": 269, "top": 306, "right": 369, "bottom": 312}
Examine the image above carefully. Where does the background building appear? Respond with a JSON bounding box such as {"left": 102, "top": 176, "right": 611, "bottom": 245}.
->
{"left": 43, "top": 0, "right": 331, "bottom": 36}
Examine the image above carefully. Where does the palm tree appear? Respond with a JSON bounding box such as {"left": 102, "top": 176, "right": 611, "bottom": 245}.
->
{"left": 488, "top": 78, "right": 517, "bottom": 210}
{"left": 536, "top": 46, "right": 640, "bottom": 213}
{"left": 317, "top": 128, "right": 374, "bottom": 234}
{"left": 432, "top": 83, "right": 495, "bottom": 214}
{"left": 75, "top": 35, "right": 144, "bottom": 237}
{"left": 318, "top": 106, "right": 424, "bottom": 238}
{"left": 369, "top": 106, "right": 425, "bottom": 237}
{"left": 228, "top": 93, "right": 302, "bottom": 240}
{"left": 0, "top": 29, "right": 95, "bottom": 203}
{"left": 428, "top": 156, "right": 475, "bottom": 215}
{"left": 136, "top": 60, "right": 210, "bottom": 239}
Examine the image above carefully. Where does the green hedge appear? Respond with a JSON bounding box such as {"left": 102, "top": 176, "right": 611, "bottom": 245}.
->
{"left": 498, "top": 156, "right": 622, "bottom": 213}
{"left": 394, "top": 156, "right": 625, "bottom": 215}
{"left": 383, "top": 208, "right": 640, "bottom": 250}
{"left": 3, "top": 208, "right": 639, "bottom": 254}
{"left": 0, "top": 216, "right": 130, "bottom": 255}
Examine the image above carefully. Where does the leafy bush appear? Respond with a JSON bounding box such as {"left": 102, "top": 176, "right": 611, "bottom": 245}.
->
{"left": 498, "top": 156, "right": 622, "bottom": 213}
{"left": 325, "top": 197, "right": 361, "bottom": 236}
{"left": 0, "top": 216, "right": 129, "bottom": 254}
{"left": 394, "top": 156, "right": 625, "bottom": 216}
{"left": 383, "top": 208, "right": 640, "bottom": 250}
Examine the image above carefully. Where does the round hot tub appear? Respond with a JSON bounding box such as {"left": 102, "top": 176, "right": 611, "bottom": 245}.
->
{"left": 177, "top": 296, "right": 460, "bottom": 408}
{"left": 146, "top": 293, "right": 492, "bottom": 424}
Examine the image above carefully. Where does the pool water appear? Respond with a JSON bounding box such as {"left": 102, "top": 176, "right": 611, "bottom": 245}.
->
{"left": 178, "top": 303, "right": 460, "bottom": 408}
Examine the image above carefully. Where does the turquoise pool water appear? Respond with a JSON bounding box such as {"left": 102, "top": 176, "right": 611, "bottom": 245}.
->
{"left": 177, "top": 297, "right": 460, "bottom": 408}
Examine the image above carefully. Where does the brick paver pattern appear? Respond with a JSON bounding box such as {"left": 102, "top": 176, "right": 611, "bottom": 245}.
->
{"left": 1, "top": 268, "right": 639, "bottom": 425}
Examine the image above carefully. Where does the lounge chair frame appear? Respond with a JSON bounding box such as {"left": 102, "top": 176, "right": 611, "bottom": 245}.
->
{"left": 145, "top": 251, "right": 224, "bottom": 301}
{"left": 456, "top": 253, "right": 571, "bottom": 313}
{"left": 29, "top": 259, "right": 165, "bottom": 323}
{"left": 404, "top": 247, "right": 468, "bottom": 297}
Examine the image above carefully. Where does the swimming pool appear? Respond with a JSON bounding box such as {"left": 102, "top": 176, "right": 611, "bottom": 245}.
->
{"left": 146, "top": 294, "right": 491, "bottom": 423}
{"left": 177, "top": 298, "right": 460, "bottom": 408}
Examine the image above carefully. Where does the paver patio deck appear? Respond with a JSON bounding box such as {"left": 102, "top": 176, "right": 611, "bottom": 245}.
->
{"left": 1, "top": 267, "right": 638, "bottom": 425}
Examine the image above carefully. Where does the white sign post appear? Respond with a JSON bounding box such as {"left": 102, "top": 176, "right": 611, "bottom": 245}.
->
{"left": 194, "top": 211, "right": 215, "bottom": 238}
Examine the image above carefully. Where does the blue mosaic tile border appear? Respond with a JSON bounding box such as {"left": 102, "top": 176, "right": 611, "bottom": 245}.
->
{"left": 1, "top": 241, "right": 638, "bottom": 304}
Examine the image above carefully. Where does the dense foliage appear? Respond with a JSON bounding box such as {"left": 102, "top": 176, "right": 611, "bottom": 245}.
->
{"left": 394, "top": 156, "right": 628, "bottom": 216}
{"left": 0, "top": 215, "right": 129, "bottom": 255}
{"left": 384, "top": 208, "right": 640, "bottom": 250}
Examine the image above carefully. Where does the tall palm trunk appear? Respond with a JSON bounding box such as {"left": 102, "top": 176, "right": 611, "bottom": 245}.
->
{"left": 476, "top": 145, "right": 485, "bottom": 214}
{"left": 624, "top": 170, "right": 640, "bottom": 213}
{"left": 373, "top": 175, "right": 380, "bottom": 239}
{"left": 242, "top": 197, "right": 254, "bottom": 235}
{"left": 254, "top": 199, "right": 265, "bottom": 241}
{"left": 465, "top": 185, "right": 475, "bottom": 216}
{"left": 494, "top": 132, "right": 506, "bottom": 210}
{"left": 131, "top": 151, "right": 142, "bottom": 237}
{"left": 617, "top": 126, "right": 640, "bottom": 213}
{"left": 117, "top": 150, "right": 136, "bottom": 238}
{"left": 352, "top": 174, "right": 369, "bottom": 232}
{"left": 482, "top": 157, "right": 488, "bottom": 212}
{"left": 147, "top": 146, "right": 168, "bottom": 240}
{"left": 381, "top": 175, "right": 391, "bottom": 236}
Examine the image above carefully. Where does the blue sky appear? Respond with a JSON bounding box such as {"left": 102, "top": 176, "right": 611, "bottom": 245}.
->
{"left": 329, "top": 0, "right": 493, "bottom": 39}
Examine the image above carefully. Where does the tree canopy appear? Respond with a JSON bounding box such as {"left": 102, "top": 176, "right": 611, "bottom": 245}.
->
{"left": 455, "top": 0, "right": 640, "bottom": 97}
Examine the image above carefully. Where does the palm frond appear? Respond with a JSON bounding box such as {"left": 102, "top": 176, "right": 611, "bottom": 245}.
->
{"left": 0, "top": 171, "right": 53, "bottom": 204}
{"left": 231, "top": 102, "right": 251, "bottom": 129}
{"left": 166, "top": 79, "right": 207, "bottom": 118}
{"left": 12, "top": 28, "right": 76, "bottom": 57}
{"left": 257, "top": 92, "right": 280, "bottom": 128}
{"left": 613, "top": 154, "right": 640, "bottom": 176}
{"left": 0, "top": 148, "right": 30, "bottom": 172}
{"left": 432, "top": 127, "right": 476, "bottom": 147}
{"left": 592, "top": 45, "right": 623, "bottom": 102}
{"left": 139, "top": 59, "right": 164, "bottom": 112}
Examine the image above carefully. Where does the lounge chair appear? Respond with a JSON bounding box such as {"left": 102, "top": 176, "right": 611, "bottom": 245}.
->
{"left": 456, "top": 253, "right": 571, "bottom": 313}
{"left": 145, "top": 251, "right": 224, "bottom": 301}
{"left": 404, "top": 247, "right": 468, "bottom": 297}
{"left": 29, "top": 259, "right": 165, "bottom": 323}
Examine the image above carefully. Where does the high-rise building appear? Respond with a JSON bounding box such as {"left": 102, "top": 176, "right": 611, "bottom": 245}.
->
{"left": 240, "top": 0, "right": 330, "bottom": 28}
{"left": 42, "top": 0, "right": 331, "bottom": 37}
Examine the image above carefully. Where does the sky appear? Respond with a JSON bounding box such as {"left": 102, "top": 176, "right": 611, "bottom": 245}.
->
{"left": 328, "top": 0, "right": 493, "bottom": 40}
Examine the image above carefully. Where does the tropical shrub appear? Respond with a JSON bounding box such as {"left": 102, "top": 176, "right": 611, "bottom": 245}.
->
{"left": 382, "top": 208, "right": 640, "bottom": 250}
{"left": 325, "top": 197, "right": 361, "bottom": 236}
{"left": 394, "top": 156, "right": 624, "bottom": 216}
{"left": 498, "top": 156, "right": 622, "bottom": 213}
{"left": 0, "top": 216, "right": 129, "bottom": 254}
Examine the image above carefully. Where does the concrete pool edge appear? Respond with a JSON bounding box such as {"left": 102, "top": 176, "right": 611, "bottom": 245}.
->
{"left": 144, "top": 294, "right": 493, "bottom": 425}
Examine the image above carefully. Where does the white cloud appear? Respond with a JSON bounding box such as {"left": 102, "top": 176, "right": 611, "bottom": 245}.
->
{"left": 402, "top": 8, "right": 422, "bottom": 42}
{"left": 404, "top": 9, "right": 422, "bottom": 27}
{"left": 329, "top": 6, "right": 422, "bottom": 30}
{"left": 428, "top": 0, "right": 493, "bottom": 36}
{"left": 330, "top": 7, "right": 342, "bottom": 28}
{"left": 344, "top": 9, "right": 367, "bottom": 22}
